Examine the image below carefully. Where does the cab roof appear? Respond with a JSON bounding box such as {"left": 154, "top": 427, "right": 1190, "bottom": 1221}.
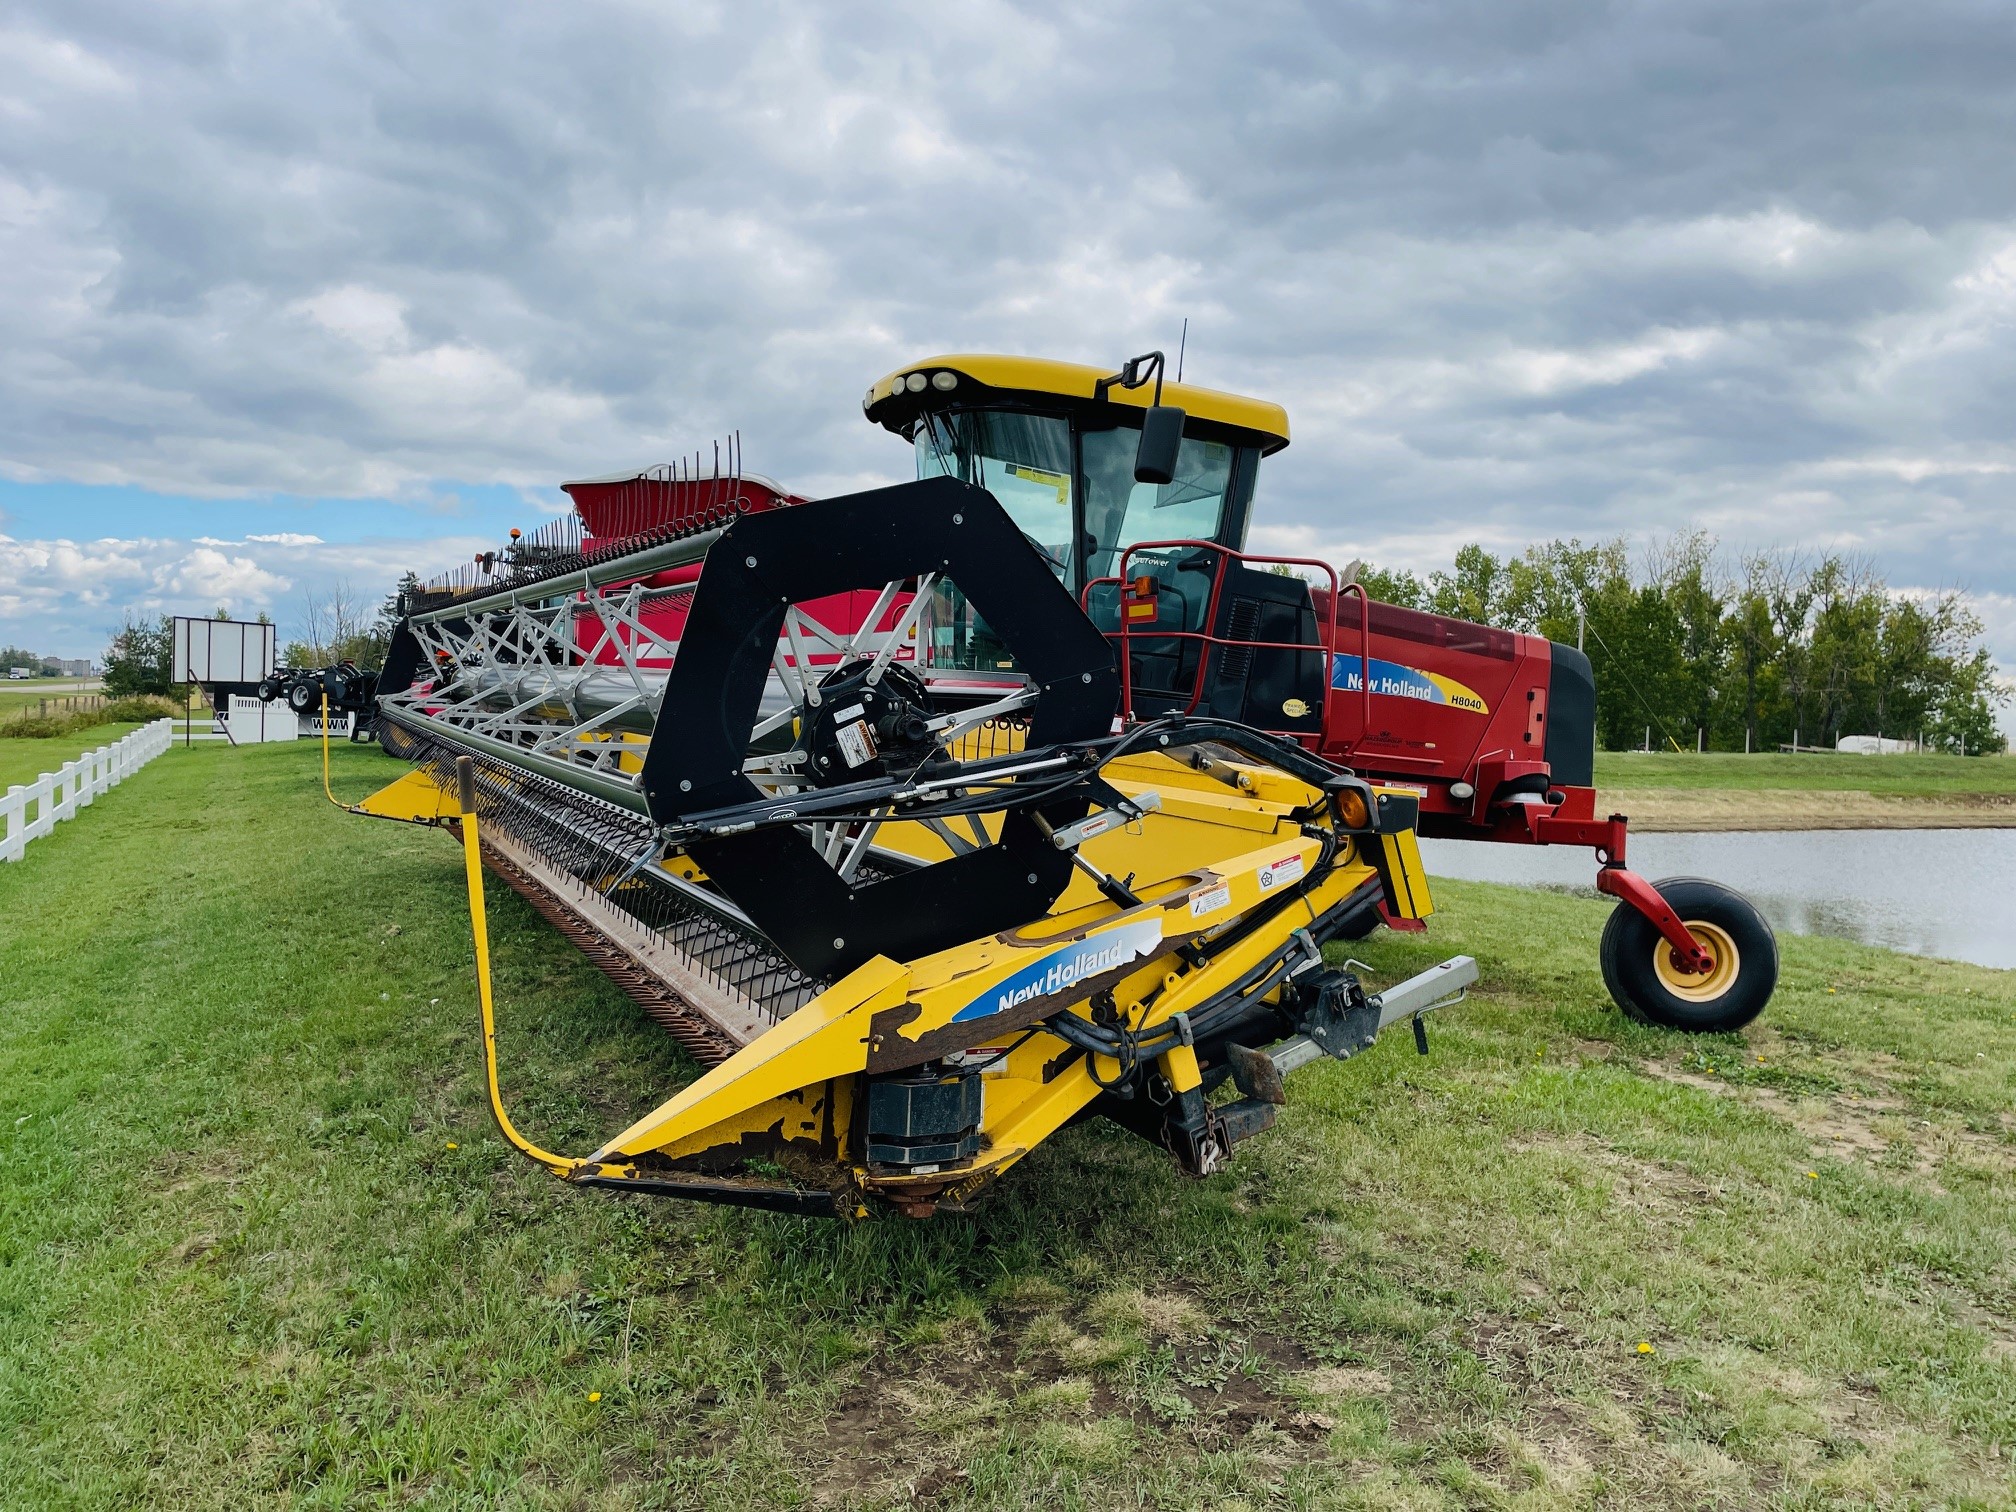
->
{"left": 863, "top": 353, "right": 1290, "bottom": 454}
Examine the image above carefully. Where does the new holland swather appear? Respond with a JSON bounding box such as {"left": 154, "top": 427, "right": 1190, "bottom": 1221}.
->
{"left": 354, "top": 352, "right": 1778, "bottom": 1218}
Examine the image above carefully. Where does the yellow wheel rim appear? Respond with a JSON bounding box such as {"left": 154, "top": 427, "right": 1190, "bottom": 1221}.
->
{"left": 1652, "top": 920, "right": 1740, "bottom": 1002}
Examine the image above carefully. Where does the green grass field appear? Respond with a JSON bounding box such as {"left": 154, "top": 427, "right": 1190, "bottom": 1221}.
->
{"left": 0, "top": 721, "right": 155, "bottom": 789}
{"left": 1595, "top": 750, "right": 2016, "bottom": 797}
{"left": 3, "top": 739, "right": 2013, "bottom": 1509}
{"left": 0, "top": 691, "right": 104, "bottom": 721}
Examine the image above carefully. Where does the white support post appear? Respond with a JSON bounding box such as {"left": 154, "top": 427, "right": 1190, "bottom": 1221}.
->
{"left": 29, "top": 774, "right": 53, "bottom": 843}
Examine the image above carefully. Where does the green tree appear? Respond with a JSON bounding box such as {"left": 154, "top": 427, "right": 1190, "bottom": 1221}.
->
{"left": 1350, "top": 562, "right": 1427, "bottom": 609}
{"left": 1500, "top": 537, "right": 1626, "bottom": 643}
{"left": 1425, "top": 543, "right": 1508, "bottom": 624}
{"left": 1583, "top": 579, "right": 1695, "bottom": 751}
{"left": 1647, "top": 533, "right": 1729, "bottom": 748}
{"left": 102, "top": 615, "right": 174, "bottom": 698}
{"left": 1928, "top": 646, "right": 2009, "bottom": 754}
{"left": 1720, "top": 557, "right": 1785, "bottom": 752}
{"left": 1363, "top": 533, "right": 2006, "bottom": 757}
{"left": 381, "top": 571, "right": 421, "bottom": 633}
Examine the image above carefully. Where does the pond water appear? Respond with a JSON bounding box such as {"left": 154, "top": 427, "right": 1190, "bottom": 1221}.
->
{"left": 1418, "top": 829, "right": 2016, "bottom": 970}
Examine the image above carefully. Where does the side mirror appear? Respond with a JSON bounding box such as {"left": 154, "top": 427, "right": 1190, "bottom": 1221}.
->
{"left": 1134, "top": 405, "right": 1186, "bottom": 485}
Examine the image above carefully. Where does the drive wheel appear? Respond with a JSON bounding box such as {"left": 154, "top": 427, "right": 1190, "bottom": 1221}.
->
{"left": 1600, "top": 876, "right": 1776, "bottom": 1033}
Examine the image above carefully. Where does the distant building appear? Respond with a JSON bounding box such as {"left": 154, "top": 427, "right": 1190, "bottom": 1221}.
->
{"left": 1836, "top": 735, "right": 1917, "bottom": 755}
{"left": 9, "top": 655, "right": 95, "bottom": 677}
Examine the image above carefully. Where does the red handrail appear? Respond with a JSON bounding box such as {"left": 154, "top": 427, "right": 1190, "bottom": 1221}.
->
{"left": 1081, "top": 539, "right": 1370, "bottom": 750}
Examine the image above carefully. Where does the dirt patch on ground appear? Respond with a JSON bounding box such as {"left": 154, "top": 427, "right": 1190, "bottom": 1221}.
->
{"left": 802, "top": 1290, "right": 1336, "bottom": 1507}
{"left": 1505, "top": 1130, "right": 1729, "bottom": 1215}
{"left": 1605, "top": 787, "right": 2016, "bottom": 832}
{"left": 1634, "top": 1057, "right": 2016, "bottom": 1180}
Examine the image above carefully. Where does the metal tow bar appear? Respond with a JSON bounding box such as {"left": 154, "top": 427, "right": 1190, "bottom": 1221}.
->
{"left": 1231, "top": 955, "right": 1480, "bottom": 1101}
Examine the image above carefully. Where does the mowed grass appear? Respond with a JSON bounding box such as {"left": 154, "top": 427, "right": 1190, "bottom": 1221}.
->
{"left": 1595, "top": 749, "right": 2016, "bottom": 797}
{"left": 0, "top": 721, "right": 155, "bottom": 789}
{"left": 2, "top": 740, "right": 2014, "bottom": 1510}
{"left": 0, "top": 685, "right": 105, "bottom": 720}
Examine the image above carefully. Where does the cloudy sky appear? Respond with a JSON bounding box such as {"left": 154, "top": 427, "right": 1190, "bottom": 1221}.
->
{"left": 2, "top": 0, "right": 2012, "bottom": 721}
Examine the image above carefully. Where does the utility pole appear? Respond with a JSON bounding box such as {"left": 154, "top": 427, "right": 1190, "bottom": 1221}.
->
{"left": 1577, "top": 606, "right": 1586, "bottom": 654}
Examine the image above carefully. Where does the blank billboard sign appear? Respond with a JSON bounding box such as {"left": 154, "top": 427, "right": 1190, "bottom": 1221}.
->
{"left": 172, "top": 617, "right": 277, "bottom": 685}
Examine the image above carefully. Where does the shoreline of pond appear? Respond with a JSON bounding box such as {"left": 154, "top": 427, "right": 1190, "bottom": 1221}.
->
{"left": 1602, "top": 788, "right": 2016, "bottom": 832}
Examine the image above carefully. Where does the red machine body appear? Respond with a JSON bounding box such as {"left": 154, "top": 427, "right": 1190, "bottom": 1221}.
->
{"left": 1085, "top": 539, "right": 1713, "bottom": 974}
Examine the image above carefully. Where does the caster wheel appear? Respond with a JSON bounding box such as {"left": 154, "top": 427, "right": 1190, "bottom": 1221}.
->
{"left": 1601, "top": 876, "right": 1777, "bottom": 1033}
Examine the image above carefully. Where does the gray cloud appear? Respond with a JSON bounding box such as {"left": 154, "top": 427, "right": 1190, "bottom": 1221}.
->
{"left": 1, "top": 0, "right": 2012, "bottom": 696}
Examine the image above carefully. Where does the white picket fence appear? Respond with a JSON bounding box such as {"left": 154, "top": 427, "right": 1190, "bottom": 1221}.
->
{"left": 2, "top": 718, "right": 175, "bottom": 862}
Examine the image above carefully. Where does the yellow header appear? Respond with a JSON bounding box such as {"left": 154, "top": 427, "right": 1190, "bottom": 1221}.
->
{"left": 865, "top": 353, "right": 1290, "bottom": 453}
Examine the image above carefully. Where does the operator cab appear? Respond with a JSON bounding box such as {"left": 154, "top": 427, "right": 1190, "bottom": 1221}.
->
{"left": 864, "top": 354, "right": 1322, "bottom": 730}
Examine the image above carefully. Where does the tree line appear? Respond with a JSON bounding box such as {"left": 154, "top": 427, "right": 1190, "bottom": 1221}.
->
{"left": 1353, "top": 534, "right": 2007, "bottom": 755}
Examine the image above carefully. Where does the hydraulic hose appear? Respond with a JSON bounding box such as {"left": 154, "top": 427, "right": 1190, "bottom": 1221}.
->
{"left": 453, "top": 755, "right": 584, "bottom": 1177}
{"left": 319, "top": 691, "right": 346, "bottom": 810}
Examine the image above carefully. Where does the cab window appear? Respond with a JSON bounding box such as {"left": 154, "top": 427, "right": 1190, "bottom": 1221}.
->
{"left": 1079, "top": 428, "right": 1239, "bottom": 581}
{"left": 913, "top": 410, "right": 1073, "bottom": 578}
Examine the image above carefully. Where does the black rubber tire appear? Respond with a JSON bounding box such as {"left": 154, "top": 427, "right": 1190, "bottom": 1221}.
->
{"left": 1600, "top": 875, "right": 1777, "bottom": 1034}
{"left": 286, "top": 680, "right": 316, "bottom": 714}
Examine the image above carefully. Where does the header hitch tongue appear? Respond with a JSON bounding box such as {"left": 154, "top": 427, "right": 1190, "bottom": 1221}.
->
{"left": 1228, "top": 955, "right": 1479, "bottom": 1106}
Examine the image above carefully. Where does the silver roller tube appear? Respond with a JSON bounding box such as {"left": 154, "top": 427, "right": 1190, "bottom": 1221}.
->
{"left": 404, "top": 665, "right": 795, "bottom": 738}
{"left": 431, "top": 666, "right": 670, "bottom": 736}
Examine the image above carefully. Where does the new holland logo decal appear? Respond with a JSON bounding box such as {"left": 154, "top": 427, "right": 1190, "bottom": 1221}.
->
{"left": 951, "top": 918, "right": 1163, "bottom": 1023}
{"left": 1329, "top": 655, "right": 1489, "bottom": 714}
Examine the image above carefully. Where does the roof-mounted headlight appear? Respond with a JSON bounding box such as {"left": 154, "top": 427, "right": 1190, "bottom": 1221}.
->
{"left": 930, "top": 370, "right": 958, "bottom": 391}
{"left": 904, "top": 372, "right": 927, "bottom": 393}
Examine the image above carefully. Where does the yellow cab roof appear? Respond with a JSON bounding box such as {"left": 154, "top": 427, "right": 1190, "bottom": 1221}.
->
{"left": 863, "top": 353, "right": 1290, "bottom": 454}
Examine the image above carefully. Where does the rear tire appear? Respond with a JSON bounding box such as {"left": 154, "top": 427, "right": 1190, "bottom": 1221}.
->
{"left": 286, "top": 680, "right": 316, "bottom": 714}
{"left": 1600, "top": 876, "right": 1776, "bottom": 1034}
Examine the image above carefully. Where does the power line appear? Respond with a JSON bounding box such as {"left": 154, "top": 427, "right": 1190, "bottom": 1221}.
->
{"left": 1581, "top": 616, "right": 1686, "bottom": 753}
